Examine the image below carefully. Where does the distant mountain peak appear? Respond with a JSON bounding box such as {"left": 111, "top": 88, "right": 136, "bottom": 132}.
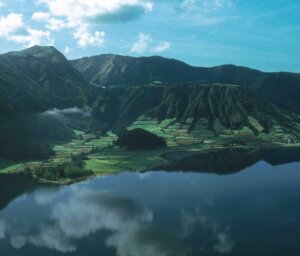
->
{"left": 6, "top": 45, "right": 65, "bottom": 60}
{"left": 0, "top": 45, "right": 88, "bottom": 111}
{"left": 70, "top": 53, "right": 262, "bottom": 87}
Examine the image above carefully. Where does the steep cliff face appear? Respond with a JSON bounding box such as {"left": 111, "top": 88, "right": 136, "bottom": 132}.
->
{"left": 92, "top": 84, "right": 300, "bottom": 139}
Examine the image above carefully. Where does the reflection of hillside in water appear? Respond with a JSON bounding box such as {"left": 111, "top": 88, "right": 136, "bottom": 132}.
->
{"left": 0, "top": 173, "right": 47, "bottom": 211}
{"left": 264, "top": 147, "right": 300, "bottom": 166}
{"left": 158, "top": 147, "right": 300, "bottom": 174}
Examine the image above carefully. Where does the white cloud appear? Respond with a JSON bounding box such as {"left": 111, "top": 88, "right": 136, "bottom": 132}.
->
{"left": 10, "top": 236, "right": 27, "bottom": 249}
{"left": 34, "top": 188, "right": 66, "bottom": 205}
{"left": 0, "top": 12, "right": 54, "bottom": 47}
{"left": 51, "top": 190, "right": 153, "bottom": 238}
{"left": 214, "top": 232, "right": 235, "bottom": 254}
{"left": 32, "top": 12, "right": 67, "bottom": 31}
{"left": 0, "top": 13, "right": 24, "bottom": 37}
{"left": 131, "top": 33, "right": 152, "bottom": 53}
{"left": 51, "top": 190, "right": 185, "bottom": 256}
{"left": 214, "top": 0, "right": 233, "bottom": 8}
{"left": 45, "top": 18, "right": 67, "bottom": 31}
{"left": 1, "top": 189, "right": 186, "bottom": 255}
{"left": 35, "top": 0, "right": 154, "bottom": 49}
{"left": 73, "top": 25, "right": 105, "bottom": 48}
{"left": 131, "top": 34, "right": 171, "bottom": 54}
{"left": 29, "top": 226, "right": 77, "bottom": 253}
{"left": 153, "top": 41, "right": 171, "bottom": 53}
{"left": 37, "top": 0, "right": 153, "bottom": 25}
{"left": 181, "top": 0, "right": 233, "bottom": 11}
{"left": 42, "top": 107, "right": 91, "bottom": 119}
{"left": 180, "top": 0, "right": 197, "bottom": 12}
{"left": 137, "top": 172, "right": 152, "bottom": 180}
{"left": 179, "top": 0, "right": 234, "bottom": 25}
{"left": 64, "top": 46, "right": 71, "bottom": 54}
{"left": 32, "top": 12, "right": 50, "bottom": 22}
{"left": 106, "top": 228, "right": 186, "bottom": 256}
{"left": 180, "top": 208, "right": 235, "bottom": 254}
{"left": 9, "top": 28, "right": 54, "bottom": 47}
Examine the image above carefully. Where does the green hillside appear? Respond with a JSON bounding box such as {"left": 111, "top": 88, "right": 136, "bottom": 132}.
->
{"left": 0, "top": 46, "right": 300, "bottom": 180}
{"left": 91, "top": 84, "right": 300, "bottom": 145}
{"left": 0, "top": 46, "right": 90, "bottom": 159}
{"left": 71, "top": 54, "right": 300, "bottom": 111}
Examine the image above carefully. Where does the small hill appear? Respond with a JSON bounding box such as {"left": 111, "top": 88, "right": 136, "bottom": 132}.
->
{"left": 116, "top": 128, "right": 167, "bottom": 150}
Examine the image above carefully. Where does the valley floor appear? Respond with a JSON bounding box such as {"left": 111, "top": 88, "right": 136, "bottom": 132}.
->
{"left": 1, "top": 125, "right": 300, "bottom": 184}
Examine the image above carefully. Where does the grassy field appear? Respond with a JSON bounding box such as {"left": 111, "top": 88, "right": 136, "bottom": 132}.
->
{"left": 0, "top": 158, "right": 23, "bottom": 174}
{"left": 1, "top": 119, "right": 300, "bottom": 182}
{"left": 0, "top": 158, "right": 41, "bottom": 174}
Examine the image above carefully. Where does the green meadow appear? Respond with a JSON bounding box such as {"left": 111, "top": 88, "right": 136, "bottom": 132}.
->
{"left": 1, "top": 117, "right": 300, "bottom": 184}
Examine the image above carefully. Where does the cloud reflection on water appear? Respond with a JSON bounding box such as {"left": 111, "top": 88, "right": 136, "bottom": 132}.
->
{"left": 0, "top": 172, "right": 237, "bottom": 256}
{"left": 0, "top": 220, "right": 5, "bottom": 239}
{"left": 1, "top": 188, "right": 187, "bottom": 255}
{"left": 181, "top": 208, "right": 235, "bottom": 254}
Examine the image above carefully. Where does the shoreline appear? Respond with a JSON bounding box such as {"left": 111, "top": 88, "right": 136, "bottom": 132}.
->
{"left": 2, "top": 143, "right": 300, "bottom": 185}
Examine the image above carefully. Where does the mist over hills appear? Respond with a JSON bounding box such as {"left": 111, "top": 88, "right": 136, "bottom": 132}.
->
{"left": 1, "top": 45, "right": 300, "bottom": 160}
{"left": 0, "top": 46, "right": 88, "bottom": 115}
{"left": 0, "top": 46, "right": 90, "bottom": 159}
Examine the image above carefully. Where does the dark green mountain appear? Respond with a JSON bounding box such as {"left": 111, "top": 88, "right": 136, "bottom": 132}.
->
{"left": 1, "top": 46, "right": 300, "bottom": 161}
{"left": 0, "top": 45, "right": 88, "bottom": 113}
{"left": 71, "top": 54, "right": 300, "bottom": 111}
{"left": 91, "top": 84, "right": 300, "bottom": 144}
{"left": 0, "top": 46, "right": 90, "bottom": 159}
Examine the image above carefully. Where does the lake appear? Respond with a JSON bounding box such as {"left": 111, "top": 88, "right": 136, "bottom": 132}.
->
{"left": 1, "top": 148, "right": 300, "bottom": 256}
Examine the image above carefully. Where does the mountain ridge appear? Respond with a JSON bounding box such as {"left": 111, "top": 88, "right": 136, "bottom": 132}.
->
{"left": 71, "top": 52, "right": 300, "bottom": 111}
{"left": 71, "top": 53, "right": 300, "bottom": 75}
{"left": 70, "top": 53, "right": 265, "bottom": 86}
{"left": 90, "top": 83, "right": 300, "bottom": 143}
{"left": 1, "top": 45, "right": 300, "bottom": 160}
{"left": 0, "top": 45, "right": 89, "bottom": 113}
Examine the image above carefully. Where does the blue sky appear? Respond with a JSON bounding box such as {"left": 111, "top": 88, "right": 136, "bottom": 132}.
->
{"left": 0, "top": 0, "right": 299, "bottom": 72}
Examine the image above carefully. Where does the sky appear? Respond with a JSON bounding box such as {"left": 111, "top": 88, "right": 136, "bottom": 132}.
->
{"left": 0, "top": 0, "right": 299, "bottom": 72}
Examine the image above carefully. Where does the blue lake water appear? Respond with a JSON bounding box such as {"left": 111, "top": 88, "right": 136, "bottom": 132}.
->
{"left": 1, "top": 149, "right": 300, "bottom": 255}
